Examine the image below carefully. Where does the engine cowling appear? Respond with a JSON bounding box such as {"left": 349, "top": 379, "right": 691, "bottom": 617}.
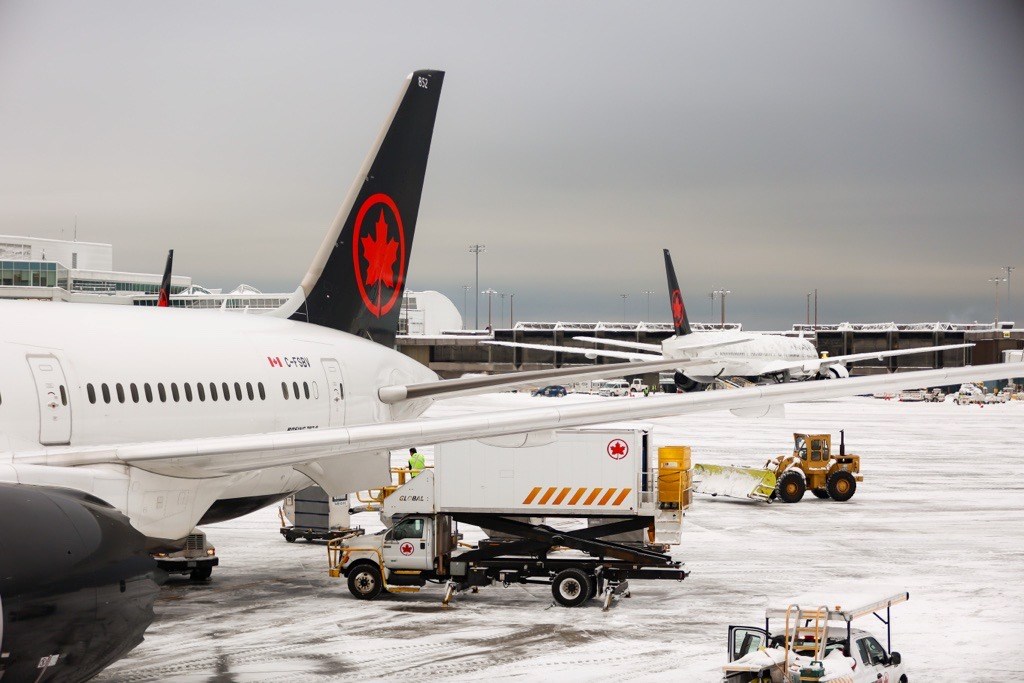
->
{"left": 821, "top": 364, "right": 850, "bottom": 379}
{"left": 673, "top": 370, "right": 706, "bottom": 393}
{"left": 0, "top": 483, "right": 158, "bottom": 683}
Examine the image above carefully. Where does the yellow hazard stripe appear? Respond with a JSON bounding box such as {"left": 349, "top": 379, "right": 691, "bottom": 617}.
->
{"left": 522, "top": 486, "right": 633, "bottom": 506}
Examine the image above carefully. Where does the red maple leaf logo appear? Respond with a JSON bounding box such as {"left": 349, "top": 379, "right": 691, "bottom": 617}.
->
{"left": 671, "top": 290, "right": 684, "bottom": 324}
{"left": 608, "top": 439, "right": 628, "bottom": 459}
{"left": 361, "top": 210, "right": 399, "bottom": 290}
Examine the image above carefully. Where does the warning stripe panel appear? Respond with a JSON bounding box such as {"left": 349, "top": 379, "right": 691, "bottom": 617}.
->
{"left": 520, "top": 487, "right": 633, "bottom": 507}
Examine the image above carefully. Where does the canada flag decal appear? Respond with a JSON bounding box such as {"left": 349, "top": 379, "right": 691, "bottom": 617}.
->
{"left": 671, "top": 289, "right": 685, "bottom": 328}
{"left": 352, "top": 193, "right": 406, "bottom": 318}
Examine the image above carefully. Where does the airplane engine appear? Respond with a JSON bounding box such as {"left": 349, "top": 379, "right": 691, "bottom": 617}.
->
{"left": 821, "top": 364, "right": 850, "bottom": 379}
{"left": 0, "top": 483, "right": 158, "bottom": 683}
{"left": 674, "top": 370, "right": 706, "bottom": 393}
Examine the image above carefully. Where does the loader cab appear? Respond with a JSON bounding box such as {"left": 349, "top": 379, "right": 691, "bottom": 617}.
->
{"left": 794, "top": 433, "right": 830, "bottom": 470}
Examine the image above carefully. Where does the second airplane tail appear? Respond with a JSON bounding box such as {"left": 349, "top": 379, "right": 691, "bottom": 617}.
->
{"left": 663, "top": 249, "right": 692, "bottom": 337}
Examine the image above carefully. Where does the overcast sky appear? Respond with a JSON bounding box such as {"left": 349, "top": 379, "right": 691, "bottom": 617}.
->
{"left": 1, "top": 1, "right": 1021, "bottom": 329}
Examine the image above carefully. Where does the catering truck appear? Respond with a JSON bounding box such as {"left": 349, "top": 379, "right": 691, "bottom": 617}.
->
{"left": 329, "top": 426, "right": 691, "bottom": 609}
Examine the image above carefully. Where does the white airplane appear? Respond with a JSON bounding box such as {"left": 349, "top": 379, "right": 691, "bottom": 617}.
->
{"left": 486, "top": 249, "right": 972, "bottom": 392}
{"left": 0, "top": 69, "right": 1020, "bottom": 682}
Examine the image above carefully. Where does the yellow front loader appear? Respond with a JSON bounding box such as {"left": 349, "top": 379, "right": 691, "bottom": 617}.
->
{"left": 693, "top": 431, "right": 862, "bottom": 504}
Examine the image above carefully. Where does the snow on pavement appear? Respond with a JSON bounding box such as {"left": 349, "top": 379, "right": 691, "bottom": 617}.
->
{"left": 95, "top": 395, "right": 1024, "bottom": 681}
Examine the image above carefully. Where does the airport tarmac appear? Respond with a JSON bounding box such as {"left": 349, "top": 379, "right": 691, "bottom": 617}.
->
{"left": 95, "top": 394, "right": 1024, "bottom": 682}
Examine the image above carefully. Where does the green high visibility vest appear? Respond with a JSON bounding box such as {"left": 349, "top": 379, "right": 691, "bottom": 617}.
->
{"left": 409, "top": 451, "right": 425, "bottom": 476}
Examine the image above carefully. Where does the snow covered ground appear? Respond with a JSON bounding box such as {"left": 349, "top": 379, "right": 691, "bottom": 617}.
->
{"left": 95, "top": 395, "right": 1024, "bottom": 682}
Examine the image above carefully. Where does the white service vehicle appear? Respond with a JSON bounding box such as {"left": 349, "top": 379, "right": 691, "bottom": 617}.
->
{"left": 330, "top": 426, "right": 691, "bottom": 609}
{"left": 723, "top": 590, "right": 909, "bottom": 683}
{"left": 954, "top": 383, "right": 986, "bottom": 405}
{"left": 599, "top": 379, "right": 630, "bottom": 396}
{"left": 629, "top": 378, "right": 649, "bottom": 394}
{"left": 897, "top": 389, "right": 925, "bottom": 402}
{"left": 153, "top": 529, "right": 218, "bottom": 581}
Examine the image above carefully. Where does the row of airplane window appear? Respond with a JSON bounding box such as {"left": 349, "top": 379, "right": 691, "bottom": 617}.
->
{"left": 85, "top": 380, "right": 319, "bottom": 405}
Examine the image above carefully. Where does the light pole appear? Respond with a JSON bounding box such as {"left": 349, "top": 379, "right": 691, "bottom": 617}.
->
{"left": 509, "top": 293, "right": 515, "bottom": 327}
{"left": 806, "top": 292, "right": 812, "bottom": 327}
{"left": 483, "top": 288, "right": 497, "bottom": 330}
{"left": 641, "top": 289, "right": 655, "bottom": 320}
{"left": 461, "top": 284, "right": 470, "bottom": 330}
{"left": 469, "top": 244, "right": 485, "bottom": 329}
{"left": 713, "top": 288, "right": 731, "bottom": 326}
{"left": 814, "top": 288, "right": 818, "bottom": 328}
{"left": 1004, "top": 265, "right": 1016, "bottom": 315}
{"left": 620, "top": 293, "right": 629, "bottom": 322}
{"left": 708, "top": 291, "right": 716, "bottom": 320}
{"left": 499, "top": 292, "right": 506, "bottom": 327}
{"left": 989, "top": 275, "right": 1007, "bottom": 326}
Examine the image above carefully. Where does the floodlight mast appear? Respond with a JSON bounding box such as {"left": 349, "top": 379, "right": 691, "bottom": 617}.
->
{"left": 469, "top": 244, "right": 485, "bottom": 329}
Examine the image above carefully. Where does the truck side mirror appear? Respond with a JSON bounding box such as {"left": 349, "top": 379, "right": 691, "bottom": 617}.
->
{"left": 889, "top": 652, "right": 901, "bottom": 666}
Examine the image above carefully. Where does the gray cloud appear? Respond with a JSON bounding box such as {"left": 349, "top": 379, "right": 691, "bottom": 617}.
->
{"left": 0, "top": 1, "right": 1021, "bottom": 328}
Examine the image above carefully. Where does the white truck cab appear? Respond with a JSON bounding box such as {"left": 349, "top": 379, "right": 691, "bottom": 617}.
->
{"left": 723, "top": 590, "right": 909, "bottom": 683}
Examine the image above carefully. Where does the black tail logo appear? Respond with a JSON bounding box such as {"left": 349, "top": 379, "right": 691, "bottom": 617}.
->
{"left": 663, "top": 249, "right": 692, "bottom": 336}
{"left": 158, "top": 249, "right": 173, "bottom": 308}
{"left": 290, "top": 69, "right": 444, "bottom": 348}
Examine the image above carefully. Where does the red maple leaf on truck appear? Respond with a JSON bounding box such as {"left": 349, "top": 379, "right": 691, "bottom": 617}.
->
{"left": 361, "top": 210, "right": 400, "bottom": 308}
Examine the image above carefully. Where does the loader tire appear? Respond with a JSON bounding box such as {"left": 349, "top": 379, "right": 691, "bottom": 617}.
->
{"left": 776, "top": 471, "right": 806, "bottom": 503}
{"left": 811, "top": 489, "right": 830, "bottom": 499}
{"left": 347, "top": 563, "right": 384, "bottom": 600}
{"left": 552, "top": 568, "right": 592, "bottom": 608}
{"left": 826, "top": 470, "right": 857, "bottom": 502}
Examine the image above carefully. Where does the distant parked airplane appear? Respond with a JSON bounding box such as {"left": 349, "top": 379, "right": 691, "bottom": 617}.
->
{"left": 485, "top": 250, "right": 971, "bottom": 392}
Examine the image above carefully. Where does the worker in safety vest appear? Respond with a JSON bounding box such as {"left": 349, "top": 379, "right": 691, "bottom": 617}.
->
{"left": 408, "top": 448, "right": 425, "bottom": 477}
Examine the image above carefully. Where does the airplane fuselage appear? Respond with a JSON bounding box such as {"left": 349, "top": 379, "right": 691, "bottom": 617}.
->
{"left": 0, "top": 300, "right": 436, "bottom": 539}
{"left": 662, "top": 330, "right": 819, "bottom": 381}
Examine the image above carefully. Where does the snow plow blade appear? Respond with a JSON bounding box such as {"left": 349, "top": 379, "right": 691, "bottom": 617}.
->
{"left": 692, "top": 464, "right": 776, "bottom": 502}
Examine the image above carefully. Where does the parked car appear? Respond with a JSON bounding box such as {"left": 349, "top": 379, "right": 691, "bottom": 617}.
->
{"left": 532, "top": 385, "right": 567, "bottom": 397}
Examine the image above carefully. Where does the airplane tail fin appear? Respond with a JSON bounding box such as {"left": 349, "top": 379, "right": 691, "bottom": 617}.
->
{"left": 663, "top": 249, "right": 692, "bottom": 336}
{"left": 289, "top": 70, "right": 444, "bottom": 347}
{"left": 158, "top": 249, "right": 173, "bottom": 307}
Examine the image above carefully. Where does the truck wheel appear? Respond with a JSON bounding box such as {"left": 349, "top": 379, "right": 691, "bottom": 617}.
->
{"left": 811, "top": 489, "right": 830, "bottom": 499}
{"left": 776, "top": 471, "right": 806, "bottom": 503}
{"left": 190, "top": 566, "right": 213, "bottom": 581}
{"left": 347, "top": 563, "right": 383, "bottom": 600}
{"left": 826, "top": 470, "right": 857, "bottom": 502}
{"left": 551, "top": 568, "right": 592, "bottom": 608}
{"left": 284, "top": 532, "right": 296, "bottom": 543}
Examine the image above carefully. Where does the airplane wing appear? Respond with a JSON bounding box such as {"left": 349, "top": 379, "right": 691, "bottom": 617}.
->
{"left": 20, "top": 362, "right": 1024, "bottom": 477}
{"left": 482, "top": 340, "right": 662, "bottom": 362}
{"left": 572, "top": 335, "right": 751, "bottom": 355}
{"left": 743, "top": 343, "right": 975, "bottom": 376}
{"left": 571, "top": 336, "right": 664, "bottom": 353}
{"left": 377, "top": 357, "right": 686, "bottom": 403}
